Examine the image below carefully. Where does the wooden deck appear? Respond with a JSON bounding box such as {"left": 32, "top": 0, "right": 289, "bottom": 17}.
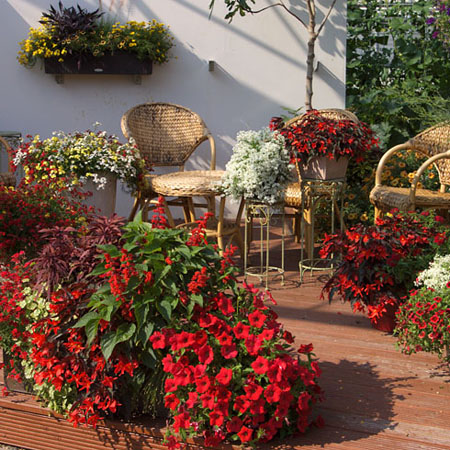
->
{"left": 1, "top": 229, "right": 450, "bottom": 449}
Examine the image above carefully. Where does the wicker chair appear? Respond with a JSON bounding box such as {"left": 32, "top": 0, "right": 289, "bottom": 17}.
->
{"left": 370, "top": 122, "right": 450, "bottom": 219}
{"left": 0, "top": 136, "right": 16, "bottom": 187}
{"left": 283, "top": 109, "right": 360, "bottom": 241}
{"left": 121, "top": 102, "right": 216, "bottom": 222}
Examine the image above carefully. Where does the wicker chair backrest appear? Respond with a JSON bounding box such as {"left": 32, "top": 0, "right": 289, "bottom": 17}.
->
{"left": 283, "top": 108, "right": 360, "bottom": 129}
{"left": 408, "top": 122, "right": 450, "bottom": 185}
{"left": 121, "top": 102, "right": 210, "bottom": 167}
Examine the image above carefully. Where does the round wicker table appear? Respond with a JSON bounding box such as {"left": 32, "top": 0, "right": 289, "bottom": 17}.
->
{"left": 150, "top": 170, "right": 244, "bottom": 255}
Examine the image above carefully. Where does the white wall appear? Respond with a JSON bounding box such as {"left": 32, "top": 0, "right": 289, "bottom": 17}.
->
{"left": 0, "top": 0, "right": 347, "bottom": 217}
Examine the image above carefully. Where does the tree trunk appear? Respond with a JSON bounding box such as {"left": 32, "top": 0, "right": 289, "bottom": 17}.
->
{"left": 305, "top": 34, "right": 317, "bottom": 110}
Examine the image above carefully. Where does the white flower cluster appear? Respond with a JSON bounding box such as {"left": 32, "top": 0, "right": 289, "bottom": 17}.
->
{"left": 416, "top": 253, "right": 450, "bottom": 290}
{"left": 221, "top": 128, "right": 293, "bottom": 204}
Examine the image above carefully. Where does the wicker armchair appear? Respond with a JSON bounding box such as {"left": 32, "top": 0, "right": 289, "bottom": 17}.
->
{"left": 370, "top": 122, "right": 450, "bottom": 219}
{"left": 0, "top": 136, "right": 16, "bottom": 187}
{"left": 283, "top": 109, "right": 360, "bottom": 241}
{"left": 121, "top": 102, "right": 216, "bottom": 221}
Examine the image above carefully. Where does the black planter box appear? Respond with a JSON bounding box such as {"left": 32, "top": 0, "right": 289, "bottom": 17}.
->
{"left": 44, "top": 52, "right": 153, "bottom": 75}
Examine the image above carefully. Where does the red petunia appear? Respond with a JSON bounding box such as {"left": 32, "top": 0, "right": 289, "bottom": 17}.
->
{"left": 248, "top": 310, "right": 266, "bottom": 328}
{"left": 149, "top": 331, "right": 167, "bottom": 349}
{"left": 233, "top": 322, "right": 250, "bottom": 340}
{"left": 264, "top": 383, "right": 282, "bottom": 403}
{"left": 217, "top": 367, "right": 233, "bottom": 386}
{"left": 221, "top": 343, "right": 238, "bottom": 359}
{"left": 245, "top": 334, "right": 262, "bottom": 355}
{"left": 209, "top": 410, "right": 225, "bottom": 427}
{"left": 297, "top": 391, "right": 311, "bottom": 411}
{"left": 251, "top": 356, "right": 269, "bottom": 375}
{"left": 244, "top": 382, "right": 263, "bottom": 401}
{"left": 164, "top": 393, "right": 180, "bottom": 411}
{"left": 195, "top": 375, "right": 211, "bottom": 393}
{"left": 298, "top": 343, "right": 313, "bottom": 354}
{"left": 217, "top": 294, "right": 235, "bottom": 315}
{"left": 217, "top": 332, "right": 233, "bottom": 346}
{"left": 186, "top": 391, "right": 198, "bottom": 408}
{"left": 226, "top": 416, "right": 243, "bottom": 433}
{"left": 237, "top": 426, "right": 253, "bottom": 443}
{"left": 173, "top": 412, "right": 190, "bottom": 432}
{"left": 233, "top": 395, "right": 251, "bottom": 414}
{"left": 197, "top": 344, "right": 214, "bottom": 365}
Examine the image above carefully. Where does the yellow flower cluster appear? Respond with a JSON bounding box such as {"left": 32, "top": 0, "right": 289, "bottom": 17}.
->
{"left": 18, "top": 17, "right": 174, "bottom": 67}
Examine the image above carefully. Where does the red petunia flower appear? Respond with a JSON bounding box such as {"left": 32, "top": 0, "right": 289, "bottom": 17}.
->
{"left": 226, "top": 416, "right": 243, "bottom": 433}
{"left": 237, "top": 426, "right": 253, "bottom": 443}
{"left": 251, "top": 356, "right": 269, "bottom": 375}
{"left": 221, "top": 343, "right": 238, "bottom": 359}
{"left": 298, "top": 343, "right": 313, "bottom": 354}
{"left": 248, "top": 310, "right": 266, "bottom": 328}
{"left": 217, "top": 367, "right": 233, "bottom": 386}
{"left": 164, "top": 393, "right": 180, "bottom": 411}
{"left": 197, "top": 344, "right": 214, "bottom": 364}
{"left": 196, "top": 375, "right": 211, "bottom": 394}
{"left": 233, "top": 322, "right": 250, "bottom": 340}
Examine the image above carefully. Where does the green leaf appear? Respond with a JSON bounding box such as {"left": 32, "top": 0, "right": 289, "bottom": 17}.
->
{"left": 85, "top": 318, "right": 100, "bottom": 346}
{"left": 191, "top": 293, "right": 203, "bottom": 307}
{"left": 140, "top": 349, "right": 156, "bottom": 369}
{"left": 97, "top": 244, "right": 121, "bottom": 258}
{"left": 157, "top": 300, "right": 172, "bottom": 322}
{"left": 100, "top": 323, "right": 136, "bottom": 361}
{"left": 137, "top": 322, "right": 154, "bottom": 345}
{"left": 154, "top": 264, "right": 171, "bottom": 286}
{"left": 73, "top": 311, "right": 100, "bottom": 328}
{"left": 90, "top": 263, "right": 109, "bottom": 277}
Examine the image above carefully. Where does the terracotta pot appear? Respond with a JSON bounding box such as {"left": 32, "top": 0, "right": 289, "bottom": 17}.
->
{"left": 299, "top": 156, "right": 349, "bottom": 180}
{"left": 371, "top": 303, "right": 398, "bottom": 333}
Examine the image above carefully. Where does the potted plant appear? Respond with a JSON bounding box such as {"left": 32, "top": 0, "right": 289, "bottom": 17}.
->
{"left": 17, "top": 2, "right": 174, "bottom": 76}
{"left": 320, "top": 210, "right": 450, "bottom": 332}
{"left": 220, "top": 128, "right": 294, "bottom": 204}
{"left": 270, "top": 109, "right": 378, "bottom": 180}
{"left": 11, "top": 124, "right": 145, "bottom": 216}
{"left": 396, "top": 253, "right": 450, "bottom": 362}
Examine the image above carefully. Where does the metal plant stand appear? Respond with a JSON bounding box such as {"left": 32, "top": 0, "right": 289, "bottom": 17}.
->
{"left": 299, "top": 178, "right": 346, "bottom": 283}
{"left": 243, "top": 201, "right": 285, "bottom": 289}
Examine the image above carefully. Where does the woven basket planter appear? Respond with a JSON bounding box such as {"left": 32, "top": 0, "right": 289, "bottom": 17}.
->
{"left": 299, "top": 156, "right": 349, "bottom": 180}
{"left": 44, "top": 52, "right": 152, "bottom": 75}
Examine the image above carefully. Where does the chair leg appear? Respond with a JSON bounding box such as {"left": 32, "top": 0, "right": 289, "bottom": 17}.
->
{"left": 128, "top": 196, "right": 141, "bottom": 221}
{"left": 374, "top": 207, "right": 382, "bottom": 222}
{"left": 161, "top": 197, "right": 175, "bottom": 227}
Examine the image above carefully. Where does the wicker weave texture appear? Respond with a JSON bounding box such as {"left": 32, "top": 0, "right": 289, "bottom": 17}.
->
{"left": 408, "top": 123, "right": 450, "bottom": 185}
{"left": 150, "top": 170, "right": 225, "bottom": 197}
{"left": 0, "top": 136, "right": 15, "bottom": 187}
{"left": 284, "top": 181, "right": 302, "bottom": 208}
{"left": 370, "top": 185, "right": 450, "bottom": 211}
{"left": 121, "top": 103, "right": 209, "bottom": 166}
{"left": 284, "top": 108, "right": 360, "bottom": 129}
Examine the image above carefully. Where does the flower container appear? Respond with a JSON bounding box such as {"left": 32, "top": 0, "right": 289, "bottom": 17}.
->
{"left": 44, "top": 52, "right": 153, "bottom": 75}
{"left": 371, "top": 303, "right": 398, "bottom": 333}
{"left": 298, "top": 156, "right": 349, "bottom": 180}
{"left": 82, "top": 174, "right": 117, "bottom": 217}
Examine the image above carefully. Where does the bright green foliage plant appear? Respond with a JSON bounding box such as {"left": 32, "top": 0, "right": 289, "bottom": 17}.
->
{"left": 18, "top": 3, "right": 174, "bottom": 67}
{"left": 347, "top": 0, "right": 450, "bottom": 148}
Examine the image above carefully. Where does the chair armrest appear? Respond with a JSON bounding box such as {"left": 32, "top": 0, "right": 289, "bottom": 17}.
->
{"left": 409, "top": 150, "right": 450, "bottom": 206}
{"left": 0, "top": 136, "right": 13, "bottom": 173}
{"left": 374, "top": 142, "right": 411, "bottom": 186}
{"left": 207, "top": 134, "right": 216, "bottom": 170}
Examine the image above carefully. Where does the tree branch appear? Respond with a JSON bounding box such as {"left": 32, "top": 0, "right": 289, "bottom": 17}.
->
{"left": 316, "top": 0, "right": 337, "bottom": 36}
{"left": 250, "top": 1, "right": 307, "bottom": 29}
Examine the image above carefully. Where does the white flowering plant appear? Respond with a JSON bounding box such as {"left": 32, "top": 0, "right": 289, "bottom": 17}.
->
{"left": 416, "top": 254, "right": 450, "bottom": 291}
{"left": 12, "top": 124, "right": 145, "bottom": 192}
{"left": 221, "top": 128, "right": 293, "bottom": 204}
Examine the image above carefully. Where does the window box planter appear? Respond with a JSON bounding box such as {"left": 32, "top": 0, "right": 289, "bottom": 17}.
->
{"left": 44, "top": 52, "right": 152, "bottom": 84}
